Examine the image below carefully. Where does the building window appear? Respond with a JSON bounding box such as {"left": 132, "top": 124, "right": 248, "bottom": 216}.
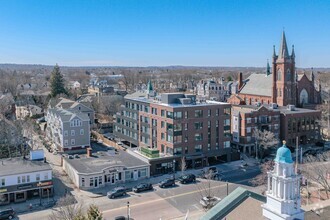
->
{"left": 36, "top": 174, "right": 40, "bottom": 181}
{"left": 64, "top": 140, "right": 68, "bottom": 146}
{"left": 194, "top": 122, "right": 203, "bottom": 130}
{"left": 161, "top": 121, "right": 165, "bottom": 128}
{"left": 184, "top": 135, "right": 188, "bottom": 142}
{"left": 90, "top": 178, "right": 93, "bottom": 187}
{"left": 27, "top": 175, "right": 30, "bottom": 183}
{"left": 71, "top": 130, "right": 75, "bottom": 136}
{"left": 64, "top": 130, "right": 68, "bottom": 136}
{"left": 195, "top": 133, "right": 203, "bottom": 141}
{"left": 1, "top": 179, "right": 5, "bottom": 186}
{"left": 174, "top": 148, "right": 182, "bottom": 155}
{"left": 161, "top": 133, "right": 165, "bottom": 140}
{"left": 247, "top": 127, "right": 251, "bottom": 133}
{"left": 224, "top": 141, "right": 230, "bottom": 148}
{"left": 195, "top": 110, "right": 203, "bottom": 118}
{"left": 207, "top": 144, "right": 211, "bottom": 151}
{"left": 71, "top": 139, "right": 75, "bottom": 145}
{"left": 247, "top": 118, "right": 251, "bottom": 124}
{"left": 174, "top": 112, "right": 182, "bottom": 119}
{"left": 184, "top": 123, "right": 188, "bottom": 130}
{"left": 99, "top": 176, "right": 102, "bottom": 185}
{"left": 44, "top": 173, "right": 49, "bottom": 180}
{"left": 208, "top": 109, "right": 211, "bottom": 117}
{"left": 195, "top": 144, "right": 202, "bottom": 153}
{"left": 216, "top": 109, "right": 219, "bottom": 116}
{"left": 224, "top": 119, "right": 230, "bottom": 126}
{"left": 80, "top": 129, "right": 84, "bottom": 135}
{"left": 140, "top": 169, "right": 147, "bottom": 177}
{"left": 22, "top": 176, "right": 26, "bottom": 183}
{"left": 224, "top": 108, "right": 231, "bottom": 115}
{"left": 82, "top": 178, "right": 85, "bottom": 187}
{"left": 161, "top": 110, "right": 165, "bottom": 117}
{"left": 185, "top": 111, "right": 188, "bottom": 118}
{"left": 17, "top": 176, "right": 21, "bottom": 184}
{"left": 185, "top": 147, "right": 188, "bottom": 154}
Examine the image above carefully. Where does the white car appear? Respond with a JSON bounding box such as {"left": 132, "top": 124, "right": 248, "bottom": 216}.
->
{"left": 117, "top": 142, "right": 123, "bottom": 146}
{"left": 200, "top": 196, "right": 221, "bottom": 209}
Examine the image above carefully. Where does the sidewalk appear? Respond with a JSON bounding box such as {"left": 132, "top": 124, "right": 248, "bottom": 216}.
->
{"left": 80, "top": 159, "right": 258, "bottom": 198}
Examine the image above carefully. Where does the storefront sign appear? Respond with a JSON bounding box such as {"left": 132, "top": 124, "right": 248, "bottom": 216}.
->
{"left": 0, "top": 188, "right": 7, "bottom": 193}
{"left": 37, "top": 181, "right": 53, "bottom": 187}
{"left": 17, "top": 184, "right": 32, "bottom": 190}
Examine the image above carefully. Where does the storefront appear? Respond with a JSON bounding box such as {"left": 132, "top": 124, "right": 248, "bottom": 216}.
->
{"left": 0, "top": 181, "right": 53, "bottom": 205}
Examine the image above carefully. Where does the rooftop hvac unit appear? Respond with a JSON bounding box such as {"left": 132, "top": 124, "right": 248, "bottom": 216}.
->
{"left": 287, "top": 105, "right": 295, "bottom": 111}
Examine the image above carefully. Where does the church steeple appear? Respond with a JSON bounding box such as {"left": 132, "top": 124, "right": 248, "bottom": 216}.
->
{"left": 291, "top": 45, "right": 295, "bottom": 59}
{"left": 273, "top": 45, "right": 277, "bottom": 58}
{"left": 311, "top": 67, "right": 315, "bottom": 82}
{"left": 266, "top": 60, "right": 271, "bottom": 76}
{"left": 279, "top": 31, "right": 289, "bottom": 58}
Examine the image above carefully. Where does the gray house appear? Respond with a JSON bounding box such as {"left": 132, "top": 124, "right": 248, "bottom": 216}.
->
{"left": 46, "top": 108, "right": 90, "bottom": 152}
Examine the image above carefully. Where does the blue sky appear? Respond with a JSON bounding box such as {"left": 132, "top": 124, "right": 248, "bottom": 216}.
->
{"left": 0, "top": 0, "right": 330, "bottom": 67}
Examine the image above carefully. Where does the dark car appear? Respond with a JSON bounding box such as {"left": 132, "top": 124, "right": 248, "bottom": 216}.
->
{"left": 159, "top": 178, "right": 175, "bottom": 188}
{"left": 107, "top": 187, "right": 127, "bottom": 199}
{"left": 132, "top": 183, "right": 153, "bottom": 193}
{"left": 0, "top": 208, "right": 15, "bottom": 220}
{"left": 178, "top": 174, "right": 196, "bottom": 184}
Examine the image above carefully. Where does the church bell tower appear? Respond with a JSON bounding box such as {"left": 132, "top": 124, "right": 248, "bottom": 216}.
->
{"left": 272, "top": 32, "right": 297, "bottom": 106}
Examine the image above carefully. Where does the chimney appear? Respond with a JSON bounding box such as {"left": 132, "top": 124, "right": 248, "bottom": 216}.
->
{"left": 238, "top": 72, "right": 243, "bottom": 91}
{"left": 87, "top": 148, "right": 92, "bottom": 157}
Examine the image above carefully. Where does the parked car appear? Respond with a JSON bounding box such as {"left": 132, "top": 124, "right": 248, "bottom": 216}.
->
{"left": 178, "top": 174, "right": 196, "bottom": 184}
{"left": 114, "top": 216, "right": 133, "bottom": 220}
{"left": 200, "top": 196, "right": 221, "bottom": 209}
{"left": 107, "top": 187, "right": 127, "bottom": 199}
{"left": 0, "top": 208, "right": 15, "bottom": 220}
{"left": 132, "top": 183, "right": 153, "bottom": 193}
{"left": 159, "top": 178, "right": 175, "bottom": 188}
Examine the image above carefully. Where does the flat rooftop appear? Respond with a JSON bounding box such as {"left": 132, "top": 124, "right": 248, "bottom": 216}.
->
{"left": 0, "top": 157, "right": 52, "bottom": 177}
{"left": 232, "top": 104, "right": 320, "bottom": 114}
{"left": 64, "top": 148, "right": 149, "bottom": 174}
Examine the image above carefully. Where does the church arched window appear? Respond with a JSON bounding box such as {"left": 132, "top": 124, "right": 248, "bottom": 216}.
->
{"left": 286, "top": 69, "right": 291, "bottom": 81}
{"left": 300, "top": 89, "right": 309, "bottom": 105}
{"left": 277, "top": 69, "right": 282, "bottom": 81}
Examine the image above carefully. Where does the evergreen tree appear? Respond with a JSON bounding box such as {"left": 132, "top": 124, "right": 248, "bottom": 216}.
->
{"left": 50, "top": 64, "right": 67, "bottom": 97}
{"left": 87, "top": 204, "right": 103, "bottom": 220}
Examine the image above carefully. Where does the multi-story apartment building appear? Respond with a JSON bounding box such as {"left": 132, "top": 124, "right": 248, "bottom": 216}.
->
{"left": 231, "top": 103, "right": 321, "bottom": 155}
{"left": 50, "top": 97, "right": 95, "bottom": 125}
{"left": 114, "top": 84, "right": 234, "bottom": 175}
{"left": 46, "top": 108, "right": 90, "bottom": 152}
{"left": 231, "top": 105, "right": 281, "bottom": 154}
{"left": 0, "top": 151, "right": 53, "bottom": 205}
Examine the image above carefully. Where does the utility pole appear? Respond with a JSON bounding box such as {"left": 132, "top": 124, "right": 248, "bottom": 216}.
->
{"left": 295, "top": 136, "right": 299, "bottom": 174}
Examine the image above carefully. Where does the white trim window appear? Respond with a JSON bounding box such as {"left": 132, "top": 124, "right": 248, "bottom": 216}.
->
{"left": 64, "top": 140, "right": 69, "bottom": 146}
{"left": 80, "top": 129, "right": 84, "bottom": 135}
{"left": 71, "top": 130, "right": 75, "bottom": 136}
{"left": 71, "top": 139, "right": 75, "bottom": 145}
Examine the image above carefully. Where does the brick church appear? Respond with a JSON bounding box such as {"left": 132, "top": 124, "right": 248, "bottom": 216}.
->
{"left": 229, "top": 31, "right": 321, "bottom": 108}
{"left": 228, "top": 32, "right": 322, "bottom": 153}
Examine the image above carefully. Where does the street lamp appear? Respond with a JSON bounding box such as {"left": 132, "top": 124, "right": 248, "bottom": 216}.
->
{"left": 127, "top": 201, "right": 130, "bottom": 220}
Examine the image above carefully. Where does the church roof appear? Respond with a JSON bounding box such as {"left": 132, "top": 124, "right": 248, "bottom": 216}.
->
{"left": 239, "top": 74, "right": 273, "bottom": 97}
{"left": 274, "top": 141, "right": 293, "bottom": 164}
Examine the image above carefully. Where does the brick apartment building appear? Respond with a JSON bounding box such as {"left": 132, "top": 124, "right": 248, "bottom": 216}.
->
{"left": 231, "top": 105, "right": 281, "bottom": 154}
{"left": 114, "top": 82, "right": 235, "bottom": 175}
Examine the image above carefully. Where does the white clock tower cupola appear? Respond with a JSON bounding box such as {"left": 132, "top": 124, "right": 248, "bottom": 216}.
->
{"left": 262, "top": 140, "right": 304, "bottom": 220}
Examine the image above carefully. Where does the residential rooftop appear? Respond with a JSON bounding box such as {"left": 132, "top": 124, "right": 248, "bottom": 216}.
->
{"left": 63, "top": 148, "right": 149, "bottom": 174}
{"left": 232, "top": 104, "right": 320, "bottom": 114}
{"left": 0, "top": 157, "right": 51, "bottom": 177}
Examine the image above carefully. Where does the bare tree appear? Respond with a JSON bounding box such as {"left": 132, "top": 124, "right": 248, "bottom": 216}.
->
{"left": 253, "top": 129, "right": 279, "bottom": 160}
{"left": 48, "top": 194, "right": 85, "bottom": 220}
{"left": 180, "top": 157, "right": 187, "bottom": 176}
{"left": 301, "top": 152, "right": 330, "bottom": 199}
{"left": 250, "top": 160, "right": 275, "bottom": 193}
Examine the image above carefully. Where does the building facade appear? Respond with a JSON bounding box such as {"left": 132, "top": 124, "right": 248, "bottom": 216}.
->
{"left": 114, "top": 83, "right": 234, "bottom": 175}
{"left": 0, "top": 157, "right": 53, "bottom": 205}
{"left": 231, "top": 105, "right": 281, "bottom": 154}
{"left": 46, "top": 108, "right": 90, "bottom": 152}
{"left": 62, "top": 148, "right": 150, "bottom": 190}
{"left": 196, "top": 78, "right": 229, "bottom": 102}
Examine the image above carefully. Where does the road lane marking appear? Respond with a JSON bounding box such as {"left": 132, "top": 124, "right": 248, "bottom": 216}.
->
{"left": 102, "top": 177, "right": 253, "bottom": 215}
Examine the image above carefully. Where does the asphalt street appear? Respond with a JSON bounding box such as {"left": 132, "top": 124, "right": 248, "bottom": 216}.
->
{"left": 18, "top": 166, "right": 261, "bottom": 220}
